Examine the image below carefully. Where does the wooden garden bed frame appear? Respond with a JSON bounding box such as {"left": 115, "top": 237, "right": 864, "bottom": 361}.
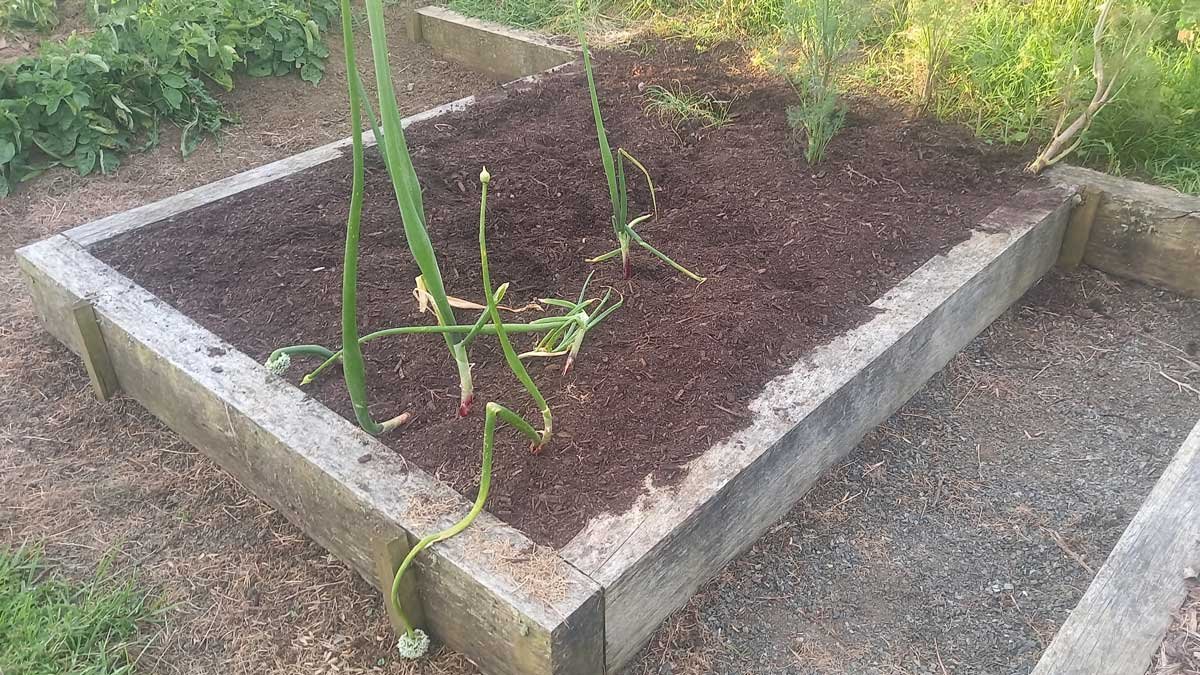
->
{"left": 18, "top": 8, "right": 1200, "bottom": 674}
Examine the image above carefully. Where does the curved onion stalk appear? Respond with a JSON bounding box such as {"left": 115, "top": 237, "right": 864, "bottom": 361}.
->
{"left": 387, "top": 169, "right": 554, "bottom": 656}
{"left": 388, "top": 401, "right": 539, "bottom": 658}
{"left": 479, "top": 167, "right": 553, "bottom": 450}
{"left": 362, "top": 0, "right": 475, "bottom": 416}
{"left": 577, "top": 19, "right": 705, "bottom": 283}
{"left": 295, "top": 312, "right": 577, "bottom": 385}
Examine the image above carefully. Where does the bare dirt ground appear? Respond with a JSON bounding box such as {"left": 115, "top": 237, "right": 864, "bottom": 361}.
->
{"left": 4, "top": 12, "right": 1200, "bottom": 675}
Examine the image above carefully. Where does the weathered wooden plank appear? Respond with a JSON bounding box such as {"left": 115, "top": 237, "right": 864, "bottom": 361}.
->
{"left": 71, "top": 299, "right": 120, "bottom": 401}
{"left": 1057, "top": 188, "right": 1100, "bottom": 269}
{"left": 1050, "top": 165, "right": 1200, "bottom": 298}
{"left": 61, "top": 95, "right": 480, "bottom": 248}
{"left": 16, "top": 236, "right": 604, "bottom": 675}
{"left": 560, "top": 186, "right": 1077, "bottom": 671}
{"left": 1031, "top": 418, "right": 1200, "bottom": 675}
{"left": 411, "top": 6, "right": 574, "bottom": 81}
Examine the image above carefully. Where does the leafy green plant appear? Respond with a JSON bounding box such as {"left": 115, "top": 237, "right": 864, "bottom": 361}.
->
{"left": 0, "top": 0, "right": 58, "bottom": 32}
{"left": 642, "top": 82, "right": 735, "bottom": 129}
{"left": 578, "top": 21, "right": 705, "bottom": 282}
{"left": 775, "top": 0, "right": 866, "bottom": 163}
{"left": 0, "top": 0, "right": 335, "bottom": 197}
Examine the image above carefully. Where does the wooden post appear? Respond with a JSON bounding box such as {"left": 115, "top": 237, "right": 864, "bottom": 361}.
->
{"left": 71, "top": 299, "right": 119, "bottom": 401}
{"left": 405, "top": 9, "right": 423, "bottom": 44}
{"left": 1057, "top": 188, "right": 1101, "bottom": 269}
{"left": 373, "top": 535, "right": 427, "bottom": 637}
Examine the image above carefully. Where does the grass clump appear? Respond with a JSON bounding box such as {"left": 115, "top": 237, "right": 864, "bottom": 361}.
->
{"left": 642, "top": 82, "right": 735, "bottom": 128}
{"left": 0, "top": 546, "right": 158, "bottom": 675}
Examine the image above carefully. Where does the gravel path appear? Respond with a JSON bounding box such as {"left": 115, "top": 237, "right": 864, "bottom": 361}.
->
{"left": 626, "top": 267, "right": 1200, "bottom": 675}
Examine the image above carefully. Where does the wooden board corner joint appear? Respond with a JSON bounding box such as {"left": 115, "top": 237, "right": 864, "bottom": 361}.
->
{"left": 1057, "top": 187, "right": 1102, "bottom": 269}
{"left": 372, "top": 535, "right": 428, "bottom": 638}
{"left": 70, "top": 298, "right": 120, "bottom": 401}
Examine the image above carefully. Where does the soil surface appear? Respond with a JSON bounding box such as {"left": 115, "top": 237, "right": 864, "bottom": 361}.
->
{"left": 625, "top": 268, "right": 1200, "bottom": 675}
{"left": 93, "top": 39, "right": 1031, "bottom": 547}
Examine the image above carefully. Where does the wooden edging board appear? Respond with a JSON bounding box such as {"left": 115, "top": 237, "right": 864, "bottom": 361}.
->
{"left": 1031, "top": 417, "right": 1200, "bottom": 675}
{"left": 407, "top": 5, "right": 576, "bottom": 81}
{"left": 1049, "top": 165, "right": 1200, "bottom": 299}
{"left": 16, "top": 8, "right": 1085, "bottom": 674}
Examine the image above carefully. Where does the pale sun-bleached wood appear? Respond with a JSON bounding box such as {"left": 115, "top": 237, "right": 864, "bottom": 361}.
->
{"left": 1049, "top": 165, "right": 1200, "bottom": 298}
{"left": 1031, "top": 418, "right": 1200, "bottom": 675}
{"left": 17, "top": 236, "right": 604, "bottom": 674}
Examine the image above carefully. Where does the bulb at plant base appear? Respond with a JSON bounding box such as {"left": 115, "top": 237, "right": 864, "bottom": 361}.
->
{"left": 397, "top": 628, "right": 430, "bottom": 659}
{"left": 266, "top": 352, "right": 291, "bottom": 376}
{"left": 479, "top": 166, "right": 490, "bottom": 185}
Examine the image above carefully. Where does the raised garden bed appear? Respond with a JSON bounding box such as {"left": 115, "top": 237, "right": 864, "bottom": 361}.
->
{"left": 16, "top": 9, "right": 1083, "bottom": 675}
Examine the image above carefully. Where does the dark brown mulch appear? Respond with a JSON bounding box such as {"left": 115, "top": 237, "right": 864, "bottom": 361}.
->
{"left": 92, "top": 39, "right": 1032, "bottom": 547}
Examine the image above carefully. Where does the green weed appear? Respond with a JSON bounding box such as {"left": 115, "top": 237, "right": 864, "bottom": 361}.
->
{"left": 642, "top": 82, "right": 735, "bottom": 128}
{"left": 0, "top": 546, "right": 159, "bottom": 675}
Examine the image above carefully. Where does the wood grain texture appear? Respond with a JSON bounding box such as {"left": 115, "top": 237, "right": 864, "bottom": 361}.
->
{"left": 1050, "top": 165, "right": 1200, "bottom": 297}
{"left": 16, "top": 236, "right": 604, "bottom": 675}
{"left": 560, "top": 186, "right": 1077, "bottom": 671}
{"left": 71, "top": 299, "right": 120, "bottom": 401}
{"left": 374, "top": 536, "right": 427, "bottom": 635}
{"left": 412, "top": 6, "right": 574, "bottom": 81}
{"left": 1032, "top": 418, "right": 1200, "bottom": 675}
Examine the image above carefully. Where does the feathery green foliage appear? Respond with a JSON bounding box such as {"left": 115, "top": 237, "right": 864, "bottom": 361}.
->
{"left": 774, "top": 0, "right": 867, "bottom": 163}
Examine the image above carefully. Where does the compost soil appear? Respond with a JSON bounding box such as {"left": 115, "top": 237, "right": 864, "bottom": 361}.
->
{"left": 94, "top": 40, "right": 1031, "bottom": 547}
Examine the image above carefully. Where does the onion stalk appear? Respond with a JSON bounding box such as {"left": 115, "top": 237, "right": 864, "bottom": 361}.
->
{"left": 577, "top": 19, "right": 705, "bottom": 283}
{"left": 362, "top": 0, "right": 476, "bottom": 416}
{"left": 386, "top": 168, "right": 551, "bottom": 656}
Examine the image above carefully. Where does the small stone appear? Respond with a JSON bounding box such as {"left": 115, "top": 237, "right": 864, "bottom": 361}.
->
{"left": 358, "top": 453, "right": 373, "bottom": 464}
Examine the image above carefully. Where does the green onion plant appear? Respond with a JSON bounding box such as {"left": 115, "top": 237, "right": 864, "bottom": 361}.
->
{"left": 577, "top": 20, "right": 705, "bottom": 283}
{"left": 386, "top": 167, "right": 552, "bottom": 659}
